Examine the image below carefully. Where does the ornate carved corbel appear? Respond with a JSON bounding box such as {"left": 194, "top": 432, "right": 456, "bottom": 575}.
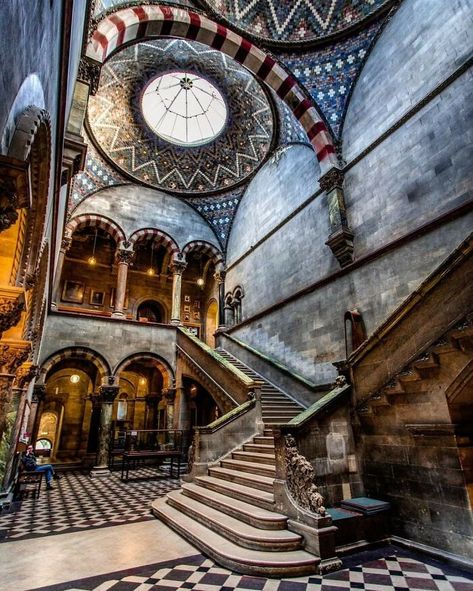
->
{"left": 0, "top": 287, "right": 26, "bottom": 336}
{"left": 319, "top": 167, "right": 355, "bottom": 268}
{"left": 15, "top": 362, "right": 38, "bottom": 390}
{"left": 78, "top": 57, "right": 101, "bottom": 95}
{"left": 99, "top": 384, "right": 119, "bottom": 403}
{"left": 32, "top": 384, "right": 46, "bottom": 403}
{"left": 0, "top": 155, "right": 30, "bottom": 233}
{"left": 0, "top": 340, "right": 31, "bottom": 375}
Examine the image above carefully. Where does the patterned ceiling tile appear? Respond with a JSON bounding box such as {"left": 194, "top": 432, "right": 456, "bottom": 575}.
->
{"left": 87, "top": 39, "right": 274, "bottom": 195}
{"left": 203, "top": 0, "right": 390, "bottom": 44}
{"left": 277, "top": 20, "right": 383, "bottom": 138}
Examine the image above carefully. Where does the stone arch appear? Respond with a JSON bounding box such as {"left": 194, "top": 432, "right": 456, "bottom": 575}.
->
{"left": 65, "top": 213, "right": 126, "bottom": 246}
{"left": 86, "top": 5, "right": 337, "bottom": 171}
{"left": 39, "top": 347, "right": 111, "bottom": 384}
{"left": 113, "top": 352, "right": 174, "bottom": 389}
{"left": 182, "top": 240, "right": 224, "bottom": 266}
{"left": 129, "top": 227, "right": 180, "bottom": 257}
{"left": 7, "top": 105, "right": 52, "bottom": 287}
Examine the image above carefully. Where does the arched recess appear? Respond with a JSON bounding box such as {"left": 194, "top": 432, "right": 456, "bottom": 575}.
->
{"left": 182, "top": 240, "right": 224, "bottom": 267}
{"left": 65, "top": 213, "right": 126, "bottom": 246}
{"left": 86, "top": 5, "right": 337, "bottom": 171}
{"left": 129, "top": 228, "right": 180, "bottom": 257}
{"left": 39, "top": 347, "right": 111, "bottom": 384}
{"left": 136, "top": 299, "right": 167, "bottom": 323}
{"left": 205, "top": 298, "right": 218, "bottom": 348}
{"left": 7, "top": 105, "right": 52, "bottom": 287}
{"left": 114, "top": 352, "right": 174, "bottom": 389}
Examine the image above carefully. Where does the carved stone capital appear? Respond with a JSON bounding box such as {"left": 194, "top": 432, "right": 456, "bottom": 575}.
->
{"left": 32, "top": 384, "right": 46, "bottom": 403}
{"left": 99, "top": 385, "right": 119, "bottom": 403}
{"left": 78, "top": 57, "right": 101, "bottom": 95}
{"left": 170, "top": 260, "right": 187, "bottom": 275}
{"left": 61, "top": 235, "right": 73, "bottom": 252}
{"left": 0, "top": 339, "right": 31, "bottom": 374}
{"left": 0, "top": 176, "right": 19, "bottom": 231}
{"left": 319, "top": 167, "right": 344, "bottom": 192}
{"left": 325, "top": 226, "right": 355, "bottom": 268}
{"left": 213, "top": 269, "right": 226, "bottom": 284}
{"left": 0, "top": 287, "right": 26, "bottom": 335}
{"left": 116, "top": 248, "right": 134, "bottom": 265}
{"left": 164, "top": 387, "right": 176, "bottom": 404}
{"left": 15, "top": 362, "right": 39, "bottom": 390}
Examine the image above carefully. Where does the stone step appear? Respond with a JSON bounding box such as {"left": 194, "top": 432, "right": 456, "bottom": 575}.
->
{"left": 263, "top": 415, "right": 299, "bottom": 422}
{"left": 264, "top": 429, "right": 274, "bottom": 436}
{"left": 209, "top": 466, "right": 274, "bottom": 493}
{"left": 221, "top": 458, "right": 276, "bottom": 477}
{"left": 262, "top": 409, "right": 299, "bottom": 416}
{"left": 152, "top": 498, "right": 319, "bottom": 577}
{"left": 166, "top": 491, "right": 301, "bottom": 552}
{"left": 181, "top": 482, "right": 285, "bottom": 530}
{"left": 261, "top": 403, "right": 301, "bottom": 410}
{"left": 232, "top": 451, "right": 275, "bottom": 465}
{"left": 243, "top": 443, "right": 275, "bottom": 454}
{"left": 196, "top": 475, "right": 274, "bottom": 510}
{"left": 254, "top": 436, "right": 274, "bottom": 445}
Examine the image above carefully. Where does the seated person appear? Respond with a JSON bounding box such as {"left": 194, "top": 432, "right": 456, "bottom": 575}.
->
{"left": 22, "top": 445, "right": 60, "bottom": 490}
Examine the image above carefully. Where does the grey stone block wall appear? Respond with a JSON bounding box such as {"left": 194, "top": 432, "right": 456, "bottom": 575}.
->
{"left": 343, "top": 0, "right": 473, "bottom": 161}
{"left": 72, "top": 186, "right": 221, "bottom": 251}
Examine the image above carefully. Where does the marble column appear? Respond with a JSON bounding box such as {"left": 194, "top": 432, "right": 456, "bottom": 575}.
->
{"left": 90, "top": 383, "right": 119, "bottom": 478}
{"left": 170, "top": 261, "right": 187, "bottom": 325}
{"left": 112, "top": 247, "right": 134, "bottom": 318}
{"left": 214, "top": 269, "right": 226, "bottom": 329}
{"left": 51, "top": 236, "right": 72, "bottom": 309}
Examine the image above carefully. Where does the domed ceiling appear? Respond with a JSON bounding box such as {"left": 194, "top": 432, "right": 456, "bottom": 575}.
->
{"left": 203, "top": 0, "right": 390, "bottom": 45}
{"left": 87, "top": 39, "right": 274, "bottom": 195}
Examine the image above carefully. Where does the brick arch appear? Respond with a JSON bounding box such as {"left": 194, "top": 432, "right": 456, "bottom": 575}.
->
{"left": 113, "top": 352, "right": 175, "bottom": 389}
{"left": 182, "top": 240, "right": 223, "bottom": 266}
{"left": 129, "top": 228, "right": 180, "bottom": 257}
{"left": 39, "top": 347, "right": 111, "bottom": 383}
{"left": 65, "top": 214, "right": 126, "bottom": 246}
{"left": 86, "top": 5, "right": 337, "bottom": 172}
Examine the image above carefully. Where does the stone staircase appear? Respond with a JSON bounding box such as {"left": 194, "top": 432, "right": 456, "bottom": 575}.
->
{"left": 152, "top": 429, "right": 321, "bottom": 576}
{"left": 215, "top": 348, "right": 304, "bottom": 424}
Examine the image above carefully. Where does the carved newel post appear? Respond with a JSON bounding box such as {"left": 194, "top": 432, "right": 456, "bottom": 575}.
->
{"left": 51, "top": 236, "right": 72, "bottom": 309}
{"left": 319, "top": 167, "right": 355, "bottom": 268}
{"left": 112, "top": 246, "right": 134, "bottom": 317}
{"left": 213, "top": 268, "right": 226, "bottom": 330}
{"left": 90, "top": 379, "right": 119, "bottom": 478}
{"left": 170, "top": 260, "right": 187, "bottom": 325}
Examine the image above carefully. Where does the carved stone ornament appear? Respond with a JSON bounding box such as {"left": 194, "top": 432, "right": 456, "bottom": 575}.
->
{"left": 164, "top": 388, "right": 176, "bottom": 404}
{"left": 170, "top": 260, "right": 187, "bottom": 275}
{"left": 325, "top": 226, "right": 355, "bottom": 268}
{"left": 15, "top": 363, "right": 39, "bottom": 390}
{"left": 116, "top": 248, "right": 135, "bottom": 265}
{"left": 99, "top": 385, "right": 119, "bottom": 403}
{"left": 78, "top": 57, "right": 101, "bottom": 95}
{"left": 334, "top": 375, "right": 347, "bottom": 388}
{"left": 0, "top": 290, "right": 26, "bottom": 335}
{"left": 319, "top": 167, "right": 344, "bottom": 193}
{"left": 61, "top": 235, "right": 73, "bottom": 252}
{"left": 0, "top": 341, "right": 31, "bottom": 375}
{"left": 0, "top": 176, "right": 19, "bottom": 232}
{"left": 213, "top": 269, "right": 227, "bottom": 284}
{"left": 284, "top": 433, "right": 326, "bottom": 516}
{"left": 32, "top": 384, "right": 46, "bottom": 403}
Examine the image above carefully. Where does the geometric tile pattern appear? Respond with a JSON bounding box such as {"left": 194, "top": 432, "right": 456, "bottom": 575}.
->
{"left": 88, "top": 39, "right": 274, "bottom": 194}
{"left": 277, "top": 21, "right": 384, "bottom": 138}
{"left": 0, "top": 469, "right": 181, "bottom": 542}
{"left": 29, "top": 550, "right": 473, "bottom": 591}
{"left": 203, "top": 0, "right": 389, "bottom": 44}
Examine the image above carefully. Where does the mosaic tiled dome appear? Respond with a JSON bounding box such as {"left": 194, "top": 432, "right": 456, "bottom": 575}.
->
{"left": 87, "top": 39, "right": 274, "bottom": 195}
{"left": 203, "top": 0, "right": 390, "bottom": 45}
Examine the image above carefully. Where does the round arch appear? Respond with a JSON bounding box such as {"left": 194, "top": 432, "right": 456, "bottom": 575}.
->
{"left": 182, "top": 240, "right": 224, "bottom": 266}
{"left": 86, "top": 5, "right": 337, "bottom": 171}
{"left": 65, "top": 213, "right": 126, "bottom": 246}
{"left": 129, "top": 227, "right": 180, "bottom": 257}
{"left": 39, "top": 347, "right": 111, "bottom": 384}
{"left": 113, "top": 352, "right": 175, "bottom": 389}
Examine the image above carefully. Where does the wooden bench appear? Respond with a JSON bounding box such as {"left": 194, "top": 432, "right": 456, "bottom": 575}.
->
{"left": 120, "top": 450, "right": 182, "bottom": 482}
{"left": 14, "top": 470, "right": 43, "bottom": 500}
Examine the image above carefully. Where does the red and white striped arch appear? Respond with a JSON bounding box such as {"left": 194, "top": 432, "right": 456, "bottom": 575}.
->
{"left": 182, "top": 240, "right": 224, "bottom": 266}
{"left": 86, "top": 5, "right": 337, "bottom": 171}
{"left": 66, "top": 214, "right": 126, "bottom": 246}
{"left": 129, "top": 228, "right": 180, "bottom": 256}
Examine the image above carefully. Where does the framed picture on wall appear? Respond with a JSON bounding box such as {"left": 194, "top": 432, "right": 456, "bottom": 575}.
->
{"left": 61, "top": 280, "right": 85, "bottom": 304}
{"left": 90, "top": 290, "right": 105, "bottom": 306}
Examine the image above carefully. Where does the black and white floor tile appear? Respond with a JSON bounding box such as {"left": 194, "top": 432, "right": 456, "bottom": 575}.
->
{"left": 0, "top": 469, "right": 181, "bottom": 542}
{"left": 29, "top": 549, "right": 473, "bottom": 591}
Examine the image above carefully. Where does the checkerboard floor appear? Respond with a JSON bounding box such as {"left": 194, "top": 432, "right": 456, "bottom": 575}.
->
{"left": 29, "top": 548, "right": 473, "bottom": 591}
{"left": 0, "top": 468, "right": 181, "bottom": 542}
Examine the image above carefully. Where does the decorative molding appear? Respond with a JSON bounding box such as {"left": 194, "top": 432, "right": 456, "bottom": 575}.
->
{"left": 78, "top": 57, "right": 101, "bottom": 96}
{"left": 284, "top": 433, "right": 326, "bottom": 516}
{"left": 116, "top": 248, "right": 135, "bottom": 265}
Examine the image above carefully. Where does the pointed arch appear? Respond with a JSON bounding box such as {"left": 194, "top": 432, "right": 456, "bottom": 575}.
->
{"left": 129, "top": 227, "right": 180, "bottom": 257}
{"left": 182, "top": 240, "right": 224, "bottom": 266}
{"left": 39, "top": 347, "right": 111, "bottom": 383}
{"left": 86, "top": 5, "right": 337, "bottom": 171}
{"left": 65, "top": 213, "right": 126, "bottom": 246}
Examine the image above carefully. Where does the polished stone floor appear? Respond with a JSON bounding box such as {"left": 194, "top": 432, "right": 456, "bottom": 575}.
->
{"left": 0, "top": 471, "right": 472, "bottom": 591}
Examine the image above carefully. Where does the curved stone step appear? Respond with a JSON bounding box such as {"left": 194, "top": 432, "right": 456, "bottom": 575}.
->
{"left": 167, "top": 490, "right": 302, "bottom": 551}
{"left": 208, "top": 466, "right": 274, "bottom": 492}
{"left": 181, "top": 482, "right": 284, "bottom": 530}
{"left": 220, "top": 458, "right": 276, "bottom": 477}
{"left": 232, "top": 451, "right": 275, "bottom": 465}
{"left": 195, "top": 475, "right": 274, "bottom": 510}
{"left": 152, "top": 498, "right": 319, "bottom": 577}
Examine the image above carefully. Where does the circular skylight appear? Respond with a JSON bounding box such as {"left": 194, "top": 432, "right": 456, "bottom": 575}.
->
{"left": 141, "top": 72, "right": 227, "bottom": 147}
